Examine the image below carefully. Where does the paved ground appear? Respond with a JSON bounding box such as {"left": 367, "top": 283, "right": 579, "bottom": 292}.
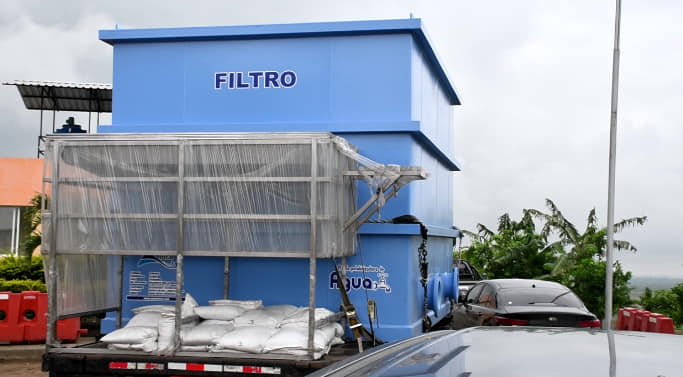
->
{"left": 1, "top": 360, "right": 47, "bottom": 377}
{"left": 0, "top": 337, "right": 95, "bottom": 377}
{"left": 0, "top": 344, "right": 46, "bottom": 377}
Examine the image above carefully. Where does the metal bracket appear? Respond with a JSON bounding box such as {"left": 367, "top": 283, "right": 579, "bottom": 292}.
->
{"left": 343, "top": 166, "right": 429, "bottom": 231}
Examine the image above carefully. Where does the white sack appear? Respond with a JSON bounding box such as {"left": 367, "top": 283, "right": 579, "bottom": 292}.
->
{"left": 234, "top": 308, "right": 288, "bottom": 328}
{"left": 180, "top": 345, "right": 213, "bottom": 352}
{"left": 130, "top": 293, "right": 198, "bottom": 322}
{"left": 132, "top": 305, "right": 174, "bottom": 314}
{"left": 280, "top": 307, "right": 337, "bottom": 327}
{"left": 181, "top": 323, "right": 234, "bottom": 346}
{"left": 263, "top": 304, "right": 299, "bottom": 318}
{"left": 213, "top": 326, "right": 277, "bottom": 353}
{"left": 195, "top": 305, "right": 246, "bottom": 321}
{"left": 157, "top": 313, "right": 176, "bottom": 354}
{"left": 330, "top": 336, "right": 344, "bottom": 346}
{"left": 108, "top": 339, "right": 158, "bottom": 353}
{"left": 263, "top": 323, "right": 339, "bottom": 353}
{"left": 126, "top": 312, "right": 162, "bottom": 328}
{"left": 182, "top": 293, "right": 199, "bottom": 319}
{"left": 101, "top": 326, "right": 158, "bottom": 344}
{"left": 209, "top": 299, "right": 263, "bottom": 310}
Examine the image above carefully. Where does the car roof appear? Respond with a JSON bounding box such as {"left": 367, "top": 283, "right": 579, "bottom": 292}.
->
{"left": 308, "top": 327, "right": 683, "bottom": 377}
{"left": 482, "top": 278, "right": 569, "bottom": 291}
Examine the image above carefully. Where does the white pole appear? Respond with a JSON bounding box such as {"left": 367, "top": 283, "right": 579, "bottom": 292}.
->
{"left": 10, "top": 208, "right": 18, "bottom": 256}
{"left": 604, "top": 0, "right": 622, "bottom": 330}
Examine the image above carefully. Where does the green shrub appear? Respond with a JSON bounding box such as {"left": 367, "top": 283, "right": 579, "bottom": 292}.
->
{"left": 0, "top": 279, "right": 47, "bottom": 293}
{"left": 0, "top": 255, "right": 44, "bottom": 282}
{"left": 640, "top": 283, "right": 683, "bottom": 326}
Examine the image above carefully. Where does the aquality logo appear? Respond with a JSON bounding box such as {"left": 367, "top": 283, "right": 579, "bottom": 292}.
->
{"left": 137, "top": 256, "right": 177, "bottom": 269}
{"left": 329, "top": 264, "right": 392, "bottom": 293}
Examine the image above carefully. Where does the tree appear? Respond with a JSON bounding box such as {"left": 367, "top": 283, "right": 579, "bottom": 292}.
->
{"left": 20, "top": 194, "right": 44, "bottom": 259}
{"left": 461, "top": 211, "right": 560, "bottom": 279}
{"left": 460, "top": 199, "right": 646, "bottom": 319}
{"left": 553, "top": 258, "right": 632, "bottom": 319}
{"left": 528, "top": 198, "right": 646, "bottom": 318}
{"left": 527, "top": 199, "right": 646, "bottom": 276}
{"left": 640, "top": 283, "right": 683, "bottom": 326}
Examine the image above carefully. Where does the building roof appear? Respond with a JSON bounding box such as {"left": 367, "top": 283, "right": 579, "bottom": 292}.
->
{"left": 2, "top": 80, "right": 112, "bottom": 112}
{"left": 99, "top": 18, "right": 461, "bottom": 105}
{"left": 0, "top": 158, "right": 43, "bottom": 206}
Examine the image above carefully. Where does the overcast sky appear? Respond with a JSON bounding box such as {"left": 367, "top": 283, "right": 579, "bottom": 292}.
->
{"left": 1, "top": 1, "right": 681, "bottom": 278}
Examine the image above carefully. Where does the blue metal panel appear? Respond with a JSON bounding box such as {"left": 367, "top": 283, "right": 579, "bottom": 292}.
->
{"left": 411, "top": 42, "right": 458, "bottom": 168}
{"left": 102, "top": 256, "right": 225, "bottom": 333}
{"left": 221, "top": 228, "right": 458, "bottom": 342}
{"left": 338, "top": 133, "right": 454, "bottom": 225}
{"left": 410, "top": 140, "right": 455, "bottom": 225}
{"left": 100, "top": 19, "right": 460, "bottom": 106}
{"left": 111, "top": 35, "right": 411, "bottom": 127}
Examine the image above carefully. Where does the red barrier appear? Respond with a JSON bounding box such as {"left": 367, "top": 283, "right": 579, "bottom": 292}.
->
{"left": 623, "top": 307, "right": 640, "bottom": 330}
{"left": 19, "top": 291, "right": 48, "bottom": 343}
{"left": 57, "top": 317, "right": 88, "bottom": 342}
{"left": 645, "top": 313, "right": 666, "bottom": 332}
{"left": 0, "top": 291, "right": 24, "bottom": 343}
{"left": 634, "top": 310, "right": 650, "bottom": 331}
{"left": 1, "top": 291, "right": 87, "bottom": 344}
{"left": 616, "top": 307, "right": 676, "bottom": 334}
{"left": 616, "top": 308, "right": 627, "bottom": 330}
{"left": 655, "top": 317, "right": 675, "bottom": 334}
{"left": 625, "top": 308, "right": 643, "bottom": 331}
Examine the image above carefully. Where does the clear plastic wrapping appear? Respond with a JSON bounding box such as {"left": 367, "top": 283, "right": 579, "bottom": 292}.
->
{"left": 43, "top": 133, "right": 358, "bottom": 257}
{"left": 41, "top": 253, "right": 122, "bottom": 317}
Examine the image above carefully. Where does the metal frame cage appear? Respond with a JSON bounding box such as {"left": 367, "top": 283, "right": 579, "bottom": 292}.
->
{"left": 42, "top": 133, "right": 356, "bottom": 334}
{"left": 41, "top": 132, "right": 428, "bottom": 356}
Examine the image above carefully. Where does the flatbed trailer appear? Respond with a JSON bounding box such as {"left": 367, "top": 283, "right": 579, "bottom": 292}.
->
{"left": 41, "top": 133, "right": 432, "bottom": 377}
{"left": 43, "top": 341, "right": 372, "bottom": 377}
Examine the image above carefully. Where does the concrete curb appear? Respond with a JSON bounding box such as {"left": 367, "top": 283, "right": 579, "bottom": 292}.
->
{"left": 0, "top": 344, "right": 45, "bottom": 361}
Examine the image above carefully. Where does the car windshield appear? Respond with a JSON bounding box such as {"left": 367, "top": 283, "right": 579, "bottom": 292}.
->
{"left": 498, "top": 288, "right": 585, "bottom": 308}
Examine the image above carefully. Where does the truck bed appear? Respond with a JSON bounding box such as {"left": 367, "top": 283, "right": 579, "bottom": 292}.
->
{"left": 43, "top": 340, "right": 366, "bottom": 377}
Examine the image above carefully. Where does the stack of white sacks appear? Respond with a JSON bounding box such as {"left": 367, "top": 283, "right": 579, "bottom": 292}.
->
{"left": 100, "top": 294, "right": 345, "bottom": 359}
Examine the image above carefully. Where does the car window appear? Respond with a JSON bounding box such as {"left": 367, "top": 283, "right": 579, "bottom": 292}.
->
{"left": 549, "top": 291, "right": 585, "bottom": 308}
{"left": 499, "top": 288, "right": 585, "bottom": 309}
{"left": 466, "top": 283, "right": 485, "bottom": 304}
{"left": 477, "top": 285, "right": 496, "bottom": 308}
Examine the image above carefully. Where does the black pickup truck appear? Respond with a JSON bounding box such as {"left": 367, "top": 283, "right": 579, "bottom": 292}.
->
{"left": 453, "top": 259, "right": 485, "bottom": 301}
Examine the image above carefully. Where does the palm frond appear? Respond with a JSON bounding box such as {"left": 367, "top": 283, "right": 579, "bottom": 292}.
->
{"left": 498, "top": 213, "right": 512, "bottom": 232}
{"left": 460, "top": 229, "right": 478, "bottom": 239}
{"left": 586, "top": 208, "right": 598, "bottom": 228}
{"left": 542, "top": 240, "right": 565, "bottom": 254}
{"left": 545, "top": 198, "right": 560, "bottom": 216}
{"left": 550, "top": 254, "right": 569, "bottom": 276}
{"left": 527, "top": 208, "right": 553, "bottom": 237}
{"left": 614, "top": 216, "right": 647, "bottom": 232}
{"left": 476, "top": 224, "right": 495, "bottom": 239}
{"left": 613, "top": 240, "right": 637, "bottom": 252}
